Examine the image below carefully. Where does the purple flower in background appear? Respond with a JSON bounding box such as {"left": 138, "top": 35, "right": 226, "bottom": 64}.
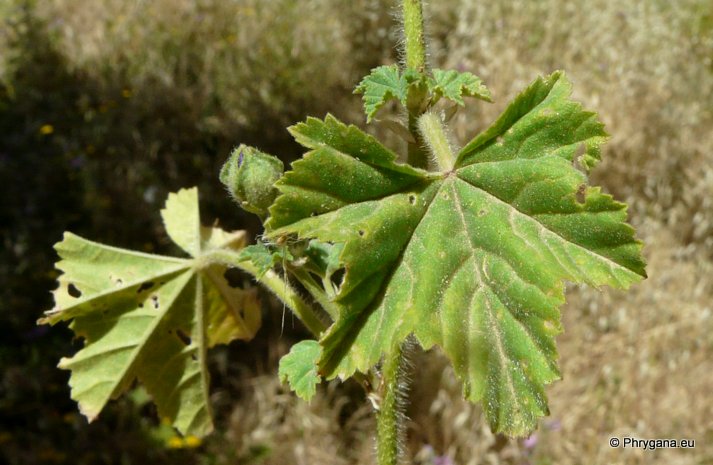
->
{"left": 433, "top": 456, "right": 454, "bottom": 465}
{"left": 522, "top": 433, "right": 538, "bottom": 450}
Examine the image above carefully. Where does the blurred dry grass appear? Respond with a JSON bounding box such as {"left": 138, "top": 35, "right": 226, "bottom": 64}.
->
{"left": 30, "top": 0, "right": 396, "bottom": 140}
{"left": 2, "top": 0, "right": 712, "bottom": 464}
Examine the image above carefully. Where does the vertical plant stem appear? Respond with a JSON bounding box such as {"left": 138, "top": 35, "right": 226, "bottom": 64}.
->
{"left": 402, "top": 0, "right": 429, "bottom": 170}
{"left": 377, "top": 343, "right": 408, "bottom": 465}
{"left": 373, "top": 3, "right": 429, "bottom": 463}
{"left": 402, "top": 0, "right": 426, "bottom": 72}
{"left": 418, "top": 111, "right": 455, "bottom": 171}
{"left": 407, "top": 114, "right": 428, "bottom": 169}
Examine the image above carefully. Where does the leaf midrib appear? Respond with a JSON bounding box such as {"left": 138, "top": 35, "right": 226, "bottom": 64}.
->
{"left": 329, "top": 165, "right": 636, "bottom": 340}
{"left": 96, "top": 270, "right": 195, "bottom": 406}
{"left": 53, "top": 265, "right": 190, "bottom": 317}
{"left": 451, "top": 174, "right": 640, "bottom": 278}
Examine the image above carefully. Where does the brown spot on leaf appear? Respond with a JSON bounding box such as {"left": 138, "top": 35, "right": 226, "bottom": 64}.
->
{"left": 576, "top": 184, "right": 586, "bottom": 204}
{"left": 137, "top": 281, "right": 155, "bottom": 293}
{"left": 175, "top": 329, "right": 191, "bottom": 346}
{"left": 67, "top": 283, "right": 82, "bottom": 298}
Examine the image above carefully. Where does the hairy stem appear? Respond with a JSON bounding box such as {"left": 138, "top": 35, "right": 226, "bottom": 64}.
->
{"left": 402, "top": 0, "right": 430, "bottom": 171}
{"left": 376, "top": 343, "right": 409, "bottom": 465}
{"left": 204, "top": 249, "right": 326, "bottom": 337}
{"left": 407, "top": 113, "right": 428, "bottom": 169}
{"left": 287, "top": 265, "right": 341, "bottom": 320}
{"left": 402, "top": 0, "right": 426, "bottom": 72}
{"left": 418, "top": 111, "right": 455, "bottom": 171}
{"left": 373, "top": 3, "right": 430, "bottom": 463}
{"left": 206, "top": 250, "right": 381, "bottom": 393}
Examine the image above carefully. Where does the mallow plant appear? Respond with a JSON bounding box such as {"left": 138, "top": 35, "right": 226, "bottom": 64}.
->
{"left": 39, "top": 1, "right": 646, "bottom": 463}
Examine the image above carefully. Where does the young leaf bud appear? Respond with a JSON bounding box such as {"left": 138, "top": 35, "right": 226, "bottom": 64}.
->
{"left": 220, "top": 145, "right": 284, "bottom": 217}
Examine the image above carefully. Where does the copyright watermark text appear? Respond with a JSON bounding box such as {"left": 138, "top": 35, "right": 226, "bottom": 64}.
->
{"left": 609, "top": 436, "right": 695, "bottom": 450}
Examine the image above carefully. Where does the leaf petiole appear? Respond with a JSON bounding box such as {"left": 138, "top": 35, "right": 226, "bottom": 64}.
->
{"left": 285, "top": 265, "right": 341, "bottom": 321}
{"left": 203, "top": 249, "right": 327, "bottom": 337}
{"left": 418, "top": 111, "right": 456, "bottom": 171}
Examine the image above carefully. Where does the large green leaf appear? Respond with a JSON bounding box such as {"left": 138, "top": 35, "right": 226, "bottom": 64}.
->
{"left": 266, "top": 72, "right": 646, "bottom": 436}
{"left": 39, "top": 188, "right": 261, "bottom": 437}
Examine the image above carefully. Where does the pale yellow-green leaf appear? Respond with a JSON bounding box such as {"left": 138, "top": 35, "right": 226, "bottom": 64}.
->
{"left": 39, "top": 187, "right": 260, "bottom": 436}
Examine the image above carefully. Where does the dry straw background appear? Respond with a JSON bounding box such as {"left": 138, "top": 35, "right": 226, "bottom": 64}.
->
{"left": 4, "top": 0, "right": 712, "bottom": 464}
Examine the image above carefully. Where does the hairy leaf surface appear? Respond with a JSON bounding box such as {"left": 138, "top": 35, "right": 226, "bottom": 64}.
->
{"left": 267, "top": 72, "right": 645, "bottom": 436}
{"left": 39, "top": 188, "right": 261, "bottom": 436}
{"left": 355, "top": 65, "right": 406, "bottom": 123}
{"left": 278, "top": 340, "right": 322, "bottom": 401}
{"left": 237, "top": 242, "right": 293, "bottom": 279}
{"left": 354, "top": 65, "right": 423, "bottom": 122}
{"left": 428, "top": 69, "right": 492, "bottom": 105}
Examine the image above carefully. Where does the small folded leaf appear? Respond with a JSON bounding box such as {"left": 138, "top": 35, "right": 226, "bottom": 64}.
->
{"left": 355, "top": 65, "right": 407, "bottom": 123}
{"left": 267, "top": 72, "right": 646, "bottom": 437}
{"left": 355, "top": 65, "right": 425, "bottom": 122}
{"left": 39, "top": 187, "right": 261, "bottom": 437}
{"left": 237, "top": 244, "right": 276, "bottom": 278}
{"left": 278, "top": 340, "right": 322, "bottom": 401}
{"left": 237, "top": 242, "right": 293, "bottom": 278}
{"left": 429, "top": 69, "right": 492, "bottom": 105}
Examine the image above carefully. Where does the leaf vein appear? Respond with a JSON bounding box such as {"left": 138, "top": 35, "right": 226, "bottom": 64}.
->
{"left": 454, "top": 178, "right": 637, "bottom": 278}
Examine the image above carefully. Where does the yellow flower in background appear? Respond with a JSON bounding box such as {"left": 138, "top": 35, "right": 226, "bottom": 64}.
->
{"left": 184, "top": 436, "right": 202, "bottom": 448}
{"left": 165, "top": 435, "right": 202, "bottom": 449}
{"left": 166, "top": 437, "right": 184, "bottom": 449}
{"left": 40, "top": 124, "right": 54, "bottom": 135}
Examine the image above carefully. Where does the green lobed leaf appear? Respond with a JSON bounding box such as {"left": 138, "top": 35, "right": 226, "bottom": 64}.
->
{"left": 266, "top": 114, "right": 429, "bottom": 231}
{"left": 428, "top": 69, "right": 492, "bottom": 105}
{"left": 267, "top": 71, "right": 646, "bottom": 436}
{"left": 39, "top": 188, "right": 261, "bottom": 437}
{"left": 354, "top": 65, "right": 424, "bottom": 122}
{"left": 237, "top": 242, "right": 293, "bottom": 279}
{"left": 355, "top": 65, "right": 405, "bottom": 123}
{"left": 278, "top": 340, "right": 322, "bottom": 401}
